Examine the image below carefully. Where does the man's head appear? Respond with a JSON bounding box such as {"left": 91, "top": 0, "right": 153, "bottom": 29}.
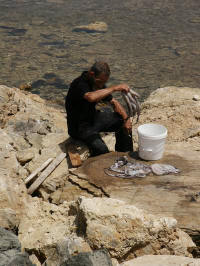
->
{"left": 88, "top": 61, "right": 110, "bottom": 89}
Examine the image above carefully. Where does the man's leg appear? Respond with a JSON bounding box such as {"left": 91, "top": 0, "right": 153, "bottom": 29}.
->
{"left": 83, "top": 134, "right": 109, "bottom": 156}
{"left": 115, "top": 128, "right": 133, "bottom": 152}
{"left": 93, "top": 110, "right": 133, "bottom": 152}
{"left": 77, "top": 110, "right": 133, "bottom": 156}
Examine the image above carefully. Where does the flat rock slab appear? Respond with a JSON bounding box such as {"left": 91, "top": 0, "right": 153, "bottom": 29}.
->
{"left": 73, "top": 142, "right": 200, "bottom": 233}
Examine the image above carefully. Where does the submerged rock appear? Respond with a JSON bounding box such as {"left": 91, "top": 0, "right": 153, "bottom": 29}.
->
{"left": 73, "top": 22, "right": 108, "bottom": 33}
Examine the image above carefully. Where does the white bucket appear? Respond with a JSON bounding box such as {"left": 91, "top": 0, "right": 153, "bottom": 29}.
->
{"left": 137, "top": 123, "right": 167, "bottom": 160}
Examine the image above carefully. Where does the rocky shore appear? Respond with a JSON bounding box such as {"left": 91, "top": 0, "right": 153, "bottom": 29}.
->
{"left": 0, "top": 84, "right": 200, "bottom": 266}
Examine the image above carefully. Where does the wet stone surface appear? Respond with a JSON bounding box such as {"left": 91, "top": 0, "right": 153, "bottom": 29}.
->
{"left": 72, "top": 142, "right": 200, "bottom": 234}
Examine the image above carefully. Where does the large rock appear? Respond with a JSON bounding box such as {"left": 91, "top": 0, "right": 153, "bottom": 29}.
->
{"left": 60, "top": 249, "right": 112, "bottom": 266}
{"left": 120, "top": 255, "right": 200, "bottom": 266}
{"left": 0, "top": 227, "right": 34, "bottom": 266}
{"left": 1, "top": 83, "right": 200, "bottom": 263}
{"left": 71, "top": 87, "right": 200, "bottom": 243}
{"left": 19, "top": 198, "right": 74, "bottom": 258}
{"left": 45, "top": 237, "right": 92, "bottom": 266}
{"left": 75, "top": 197, "right": 195, "bottom": 260}
{"left": 0, "top": 84, "right": 70, "bottom": 206}
{"left": 134, "top": 86, "right": 200, "bottom": 143}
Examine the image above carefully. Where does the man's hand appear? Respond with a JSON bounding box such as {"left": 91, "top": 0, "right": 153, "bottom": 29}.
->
{"left": 113, "top": 84, "right": 130, "bottom": 93}
{"left": 123, "top": 118, "right": 132, "bottom": 135}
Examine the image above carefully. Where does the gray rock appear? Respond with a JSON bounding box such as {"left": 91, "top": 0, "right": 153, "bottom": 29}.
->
{"left": 0, "top": 227, "right": 34, "bottom": 266}
{"left": 60, "top": 249, "right": 112, "bottom": 266}
{"left": 0, "top": 227, "right": 20, "bottom": 252}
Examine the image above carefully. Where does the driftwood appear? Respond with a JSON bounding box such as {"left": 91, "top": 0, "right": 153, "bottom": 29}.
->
{"left": 25, "top": 158, "right": 53, "bottom": 184}
{"left": 27, "top": 152, "right": 66, "bottom": 195}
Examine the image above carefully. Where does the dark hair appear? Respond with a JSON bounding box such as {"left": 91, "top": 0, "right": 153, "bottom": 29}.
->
{"left": 90, "top": 61, "right": 110, "bottom": 77}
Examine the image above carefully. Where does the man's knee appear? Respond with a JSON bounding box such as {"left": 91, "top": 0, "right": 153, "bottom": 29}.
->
{"left": 84, "top": 135, "right": 109, "bottom": 156}
{"left": 90, "top": 138, "right": 109, "bottom": 156}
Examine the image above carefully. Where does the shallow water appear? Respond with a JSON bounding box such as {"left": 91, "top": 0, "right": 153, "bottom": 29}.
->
{"left": 0, "top": 0, "right": 200, "bottom": 104}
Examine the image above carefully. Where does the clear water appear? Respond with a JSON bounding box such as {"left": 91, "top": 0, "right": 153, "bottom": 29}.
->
{"left": 0, "top": 0, "right": 200, "bottom": 105}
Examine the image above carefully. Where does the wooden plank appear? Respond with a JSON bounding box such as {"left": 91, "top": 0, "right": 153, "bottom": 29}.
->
{"left": 25, "top": 158, "right": 53, "bottom": 184}
{"left": 27, "top": 153, "right": 66, "bottom": 194}
{"left": 68, "top": 143, "right": 82, "bottom": 167}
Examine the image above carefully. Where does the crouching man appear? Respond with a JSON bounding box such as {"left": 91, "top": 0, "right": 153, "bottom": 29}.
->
{"left": 65, "top": 61, "right": 133, "bottom": 156}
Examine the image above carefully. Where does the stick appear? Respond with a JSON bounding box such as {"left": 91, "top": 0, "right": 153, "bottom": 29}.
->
{"left": 25, "top": 158, "right": 53, "bottom": 184}
{"left": 27, "top": 153, "right": 66, "bottom": 194}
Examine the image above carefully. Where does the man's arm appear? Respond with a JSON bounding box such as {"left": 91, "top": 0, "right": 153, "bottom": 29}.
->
{"left": 110, "top": 98, "right": 132, "bottom": 134}
{"left": 84, "top": 84, "right": 130, "bottom": 102}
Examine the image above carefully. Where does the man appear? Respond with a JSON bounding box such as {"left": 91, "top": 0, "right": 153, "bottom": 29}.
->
{"left": 65, "top": 61, "right": 133, "bottom": 156}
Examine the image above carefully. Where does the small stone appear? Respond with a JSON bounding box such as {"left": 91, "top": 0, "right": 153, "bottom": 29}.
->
{"left": 193, "top": 95, "right": 200, "bottom": 101}
{"left": 16, "top": 149, "right": 35, "bottom": 163}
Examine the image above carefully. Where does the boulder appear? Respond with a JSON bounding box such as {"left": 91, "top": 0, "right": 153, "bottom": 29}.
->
{"left": 0, "top": 84, "right": 70, "bottom": 201}
{"left": 75, "top": 197, "right": 195, "bottom": 260}
{"left": 44, "top": 236, "right": 92, "bottom": 266}
{"left": 0, "top": 227, "right": 34, "bottom": 266}
{"left": 60, "top": 249, "right": 112, "bottom": 266}
{"left": 120, "top": 255, "right": 200, "bottom": 266}
{"left": 135, "top": 86, "right": 200, "bottom": 143}
{"left": 18, "top": 198, "right": 76, "bottom": 259}
{"left": 71, "top": 87, "right": 200, "bottom": 246}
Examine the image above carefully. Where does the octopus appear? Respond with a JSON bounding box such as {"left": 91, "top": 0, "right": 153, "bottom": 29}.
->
{"left": 122, "top": 88, "right": 141, "bottom": 122}
{"left": 104, "top": 156, "right": 180, "bottom": 178}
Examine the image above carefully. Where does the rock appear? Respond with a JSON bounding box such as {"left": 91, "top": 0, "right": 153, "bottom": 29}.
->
{"left": 0, "top": 160, "right": 27, "bottom": 222}
{"left": 137, "top": 86, "right": 200, "bottom": 142}
{"left": 0, "top": 129, "right": 19, "bottom": 174}
{"left": 60, "top": 249, "right": 112, "bottom": 266}
{"left": 42, "top": 133, "right": 67, "bottom": 148}
{"left": 73, "top": 21, "right": 108, "bottom": 33}
{"left": 112, "top": 258, "right": 120, "bottom": 266}
{"left": 0, "top": 227, "right": 34, "bottom": 266}
{"left": 101, "top": 132, "right": 115, "bottom": 152}
{"left": 29, "top": 254, "right": 41, "bottom": 266}
{"left": 120, "top": 255, "right": 200, "bottom": 266}
{"left": 1, "top": 83, "right": 200, "bottom": 263}
{"left": 72, "top": 86, "right": 200, "bottom": 245}
{"left": 193, "top": 94, "right": 200, "bottom": 101}
{"left": 16, "top": 148, "right": 36, "bottom": 164}
{"left": 44, "top": 236, "right": 92, "bottom": 266}
{"left": 50, "top": 190, "right": 62, "bottom": 204}
{"left": 76, "top": 197, "right": 195, "bottom": 260}
{"left": 73, "top": 147, "right": 200, "bottom": 244}
{"left": 18, "top": 198, "right": 76, "bottom": 260}
{"left": 0, "top": 208, "right": 19, "bottom": 230}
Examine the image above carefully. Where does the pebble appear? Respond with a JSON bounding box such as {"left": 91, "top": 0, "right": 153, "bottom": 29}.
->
{"left": 193, "top": 95, "right": 200, "bottom": 101}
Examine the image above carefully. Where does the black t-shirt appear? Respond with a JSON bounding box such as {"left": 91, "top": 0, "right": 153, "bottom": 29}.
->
{"left": 65, "top": 71, "right": 113, "bottom": 137}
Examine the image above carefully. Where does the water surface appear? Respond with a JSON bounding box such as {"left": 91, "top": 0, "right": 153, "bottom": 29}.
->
{"left": 0, "top": 0, "right": 199, "bottom": 104}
